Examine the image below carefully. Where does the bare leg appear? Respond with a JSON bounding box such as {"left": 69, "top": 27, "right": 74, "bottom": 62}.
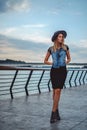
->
{"left": 50, "top": 88, "right": 61, "bottom": 123}
{"left": 53, "top": 89, "right": 55, "bottom": 100}
{"left": 52, "top": 88, "right": 61, "bottom": 112}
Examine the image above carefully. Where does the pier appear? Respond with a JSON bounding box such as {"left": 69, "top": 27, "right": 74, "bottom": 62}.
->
{"left": 0, "top": 66, "right": 87, "bottom": 130}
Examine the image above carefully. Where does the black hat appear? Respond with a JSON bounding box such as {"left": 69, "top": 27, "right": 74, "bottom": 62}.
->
{"left": 51, "top": 30, "right": 67, "bottom": 42}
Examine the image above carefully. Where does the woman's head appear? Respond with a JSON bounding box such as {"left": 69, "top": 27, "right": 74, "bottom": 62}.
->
{"left": 56, "top": 33, "right": 64, "bottom": 44}
{"left": 51, "top": 30, "right": 67, "bottom": 44}
{"left": 52, "top": 30, "right": 67, "bottom": 51}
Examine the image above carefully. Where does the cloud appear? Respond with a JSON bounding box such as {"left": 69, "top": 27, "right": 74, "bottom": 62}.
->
{"left": 0, "top": 27, "right": 17, "bottom": 35}
{"left": 71, "top": 51, "right": 87, "bottom": 63}
{"left": 73, "top": 11, "right": 83, "bottom": 16}
{"left": 0, "top": 0, "right": 30, "bottom": 13}
{"left": 69, "top": 39, "right": 87, "bottom": 48}
{"left": 48, "top": 9, "right": 60, "bottom": 15}
{"left": 0, "top": 34, "right": 49, "bottom": 62}
{"left": 0, "top": 34, "right": 49, "bottom": 50}
{"left": 69, "top": 40, "right": 87, "bottom": 63}
{"left": 0, "top": 45, "right": 44, "bottom": 62}
{"left": 22, "top": 24, "right": 47, "bottom": 28}
{"left": 0, "top": 25, "right": 51, "bottom": 44}
{"left": 22, "top": 34, "right": 51, "bottom": 44}
{"left": 0, "top": 34, "right": 87, "bottom": 63}
{"left": 79, "top": 39, "right": 87, "bottom": 48}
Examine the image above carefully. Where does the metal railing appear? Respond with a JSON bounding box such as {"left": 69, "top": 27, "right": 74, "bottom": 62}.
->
{"left": 0, "top": 66, "right": 87, "bottom": 99}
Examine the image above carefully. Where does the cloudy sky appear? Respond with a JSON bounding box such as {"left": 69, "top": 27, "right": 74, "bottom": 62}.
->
{"left": 0, "top": 0, "right": 87, "bottom": 63}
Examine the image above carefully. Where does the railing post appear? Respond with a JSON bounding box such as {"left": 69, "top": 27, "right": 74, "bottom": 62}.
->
{"left": 48, "top": 79, "right": 51, "bottom": 92}
{"left": 10, "top": 70, "right": 18, "bottom": 99}
{"left": 64, "top": 71, "right": 69, "bottom": 88}
{"left": 64, "top": 83, "right": 66, "bottom": 88}
{"left": 25, "top": 70, "right": 33, "bottom": 96}
{"left": 83, "top": 71, "right": 87, "bottom": 84}
{"left": 37, "top": 70, "right": 45, "bottom": 94}
{"left": 69, "top": 70, "right": 74, "bottom": 87}
{"left": 74, "top": 71, "right": 79, "bottom": 87}
{"left": 79, "top": 71, "right": 84, "bottom": 85}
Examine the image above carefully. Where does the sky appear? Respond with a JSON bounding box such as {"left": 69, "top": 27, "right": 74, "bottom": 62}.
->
{"left": 0, "top": 0, "right": 87, "bottom": 63}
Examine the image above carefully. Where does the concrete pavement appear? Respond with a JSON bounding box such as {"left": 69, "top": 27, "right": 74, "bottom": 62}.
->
{"left": 0, "top": 85, "right": 87, "bottom": 130}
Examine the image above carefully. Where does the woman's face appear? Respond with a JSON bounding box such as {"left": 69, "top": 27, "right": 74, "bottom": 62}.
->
{"left": 56, "top": 33, "right": 64, "bottom": 44}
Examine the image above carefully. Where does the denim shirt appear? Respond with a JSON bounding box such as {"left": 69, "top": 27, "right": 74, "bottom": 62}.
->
{"left": 48, "top": 45, "right": 69, "bottom": 68}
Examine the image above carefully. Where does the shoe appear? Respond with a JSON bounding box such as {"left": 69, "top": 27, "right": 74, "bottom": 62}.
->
{"left": 50, "top": 111, "right": 57, "bottom": 123}
{"left": 56, "top": 109, "right": 61, "bottom": 120}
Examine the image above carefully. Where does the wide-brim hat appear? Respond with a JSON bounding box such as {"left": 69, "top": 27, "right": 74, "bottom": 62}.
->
{"left": 51, "top": 30, "right": 67, "bottom": 42}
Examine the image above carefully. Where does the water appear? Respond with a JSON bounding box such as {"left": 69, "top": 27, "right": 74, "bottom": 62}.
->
{"left": 0, "top": 63, "right": 85, "bottom": 68}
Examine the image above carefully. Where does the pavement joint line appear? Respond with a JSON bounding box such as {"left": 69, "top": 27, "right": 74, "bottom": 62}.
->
{"left": 68, "top": 117, "right": 87, "bottom": 130}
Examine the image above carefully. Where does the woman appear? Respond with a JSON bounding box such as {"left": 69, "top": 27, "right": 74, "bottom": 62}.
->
{"left": 44, "top": 30, "right": 71, "bottom": 123}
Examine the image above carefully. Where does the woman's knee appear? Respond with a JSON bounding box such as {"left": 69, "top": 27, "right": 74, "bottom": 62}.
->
{"left": 55, "top": 89, "right": 61, "bottom": 95}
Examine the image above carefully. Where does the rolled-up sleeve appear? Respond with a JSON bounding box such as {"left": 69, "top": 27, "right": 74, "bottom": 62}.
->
{"left": 66, "top": 45, "right": 69, "bottom": 51}
{"left": 47, "top": 47, "right": 51, "bottom": 54}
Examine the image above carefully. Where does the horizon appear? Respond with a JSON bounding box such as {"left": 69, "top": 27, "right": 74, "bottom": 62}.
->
{"left": 0, "top": 58, "right": 87, "bottom": 65}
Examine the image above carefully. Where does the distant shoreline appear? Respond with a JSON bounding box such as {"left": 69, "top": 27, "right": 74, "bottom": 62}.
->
{"left": 0, "top": 59, "right": 87, "bottom": 69}
{"left": 0, "top": 59, "right": 87, "bottom": 65}
{"left": 0, "top": 64, "right": 87, "bottom": 70}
